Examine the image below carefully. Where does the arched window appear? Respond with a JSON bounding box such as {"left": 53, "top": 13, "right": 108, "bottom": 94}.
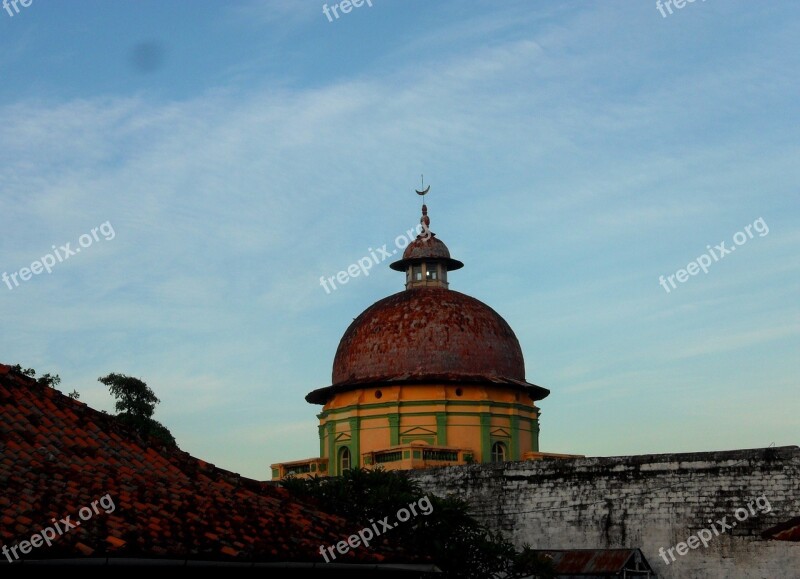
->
{"left": 491, "top": 442, "right": 507, "bottom": 463}
{"left": 338, "top": 446, "right": 351, "bottom": 473}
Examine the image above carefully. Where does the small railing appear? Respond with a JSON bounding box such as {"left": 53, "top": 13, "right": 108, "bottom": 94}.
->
{"left": 285, "top": 463, "right": 311, "bottom": 474}
{"left": 375, "top": 451, "right": 403, "bottom": 463}
{"left": 423, "top": 449, "right": 459, "bottom": 462}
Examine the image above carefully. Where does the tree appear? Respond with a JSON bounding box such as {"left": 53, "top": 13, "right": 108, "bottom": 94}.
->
{"left": 281, "top": 467, "right": 554, "bottom": 579}
{"left": 98, "top": 373, "right": 176, "bottom": 447}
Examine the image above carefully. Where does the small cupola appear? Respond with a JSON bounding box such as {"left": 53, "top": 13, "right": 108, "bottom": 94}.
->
{"left": 389, "top": 182, "right": 463, "bottom": 290}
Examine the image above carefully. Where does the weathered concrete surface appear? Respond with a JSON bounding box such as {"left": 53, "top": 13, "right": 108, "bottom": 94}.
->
{"left": 409, "top": 446, "right": 800, "bottom": 579}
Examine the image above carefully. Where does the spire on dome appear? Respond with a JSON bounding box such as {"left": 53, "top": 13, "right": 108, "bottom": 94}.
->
{"left": 389, "top": 179, "right": 463, "bottom": 289}
{"left": 416, "top": 175, "right": 431, "bottom": 237}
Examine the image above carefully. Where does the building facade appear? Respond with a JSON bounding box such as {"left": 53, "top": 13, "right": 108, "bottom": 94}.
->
{"left": 272, "top": 188, "right": 572, "bottom": 480}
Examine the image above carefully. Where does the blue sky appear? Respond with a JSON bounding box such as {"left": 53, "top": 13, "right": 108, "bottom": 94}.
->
{"left": 1, "top": 0, "right": 797, "bottom": 480}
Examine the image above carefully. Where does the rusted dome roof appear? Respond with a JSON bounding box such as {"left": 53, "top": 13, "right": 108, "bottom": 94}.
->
{"left": 305, "top": 288, "right": 549, "bottom": 404}
{"left": 389, "top": 235, "right": 464, "bottom": 272}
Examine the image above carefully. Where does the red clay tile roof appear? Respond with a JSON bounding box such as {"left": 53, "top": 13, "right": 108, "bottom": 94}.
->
{"left": 0, "top": 363, "right": 411, "bottom": 564}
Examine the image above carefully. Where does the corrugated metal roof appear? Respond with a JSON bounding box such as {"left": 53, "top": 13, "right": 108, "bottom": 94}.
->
{"left": 762, "top": 517, "right": 800, "bottom": 541}
{"left": 537, "top": 549, "right": 653, "bottom": 576}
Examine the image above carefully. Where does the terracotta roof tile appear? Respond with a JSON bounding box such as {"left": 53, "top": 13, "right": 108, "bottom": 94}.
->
{"left": 0, "top": 363, "right": 415, "bottom": 564}
{"left": 75, "top": 543, "right": 94, "bottom": 556}
{"left": 105, "top": 535, "right": 126, "bottom": 548}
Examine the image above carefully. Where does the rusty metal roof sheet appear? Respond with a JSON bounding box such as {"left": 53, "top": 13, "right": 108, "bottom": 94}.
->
{"left": 762, "top": 517, "right": 800, "bottom": 541}
{"left": 537, "top": 549, "right": 653, "bottom": 576}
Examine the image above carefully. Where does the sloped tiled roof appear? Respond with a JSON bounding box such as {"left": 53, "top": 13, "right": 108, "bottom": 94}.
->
{"left": 0, "top": 364, "right": 412, "bottom": 565}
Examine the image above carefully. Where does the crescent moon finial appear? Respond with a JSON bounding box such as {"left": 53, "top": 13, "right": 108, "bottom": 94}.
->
{"left": 415, "top": 174, "right": 430, "bottom": 196}
{"left": 414, "top": 175, "right": 432, "bottom": 238}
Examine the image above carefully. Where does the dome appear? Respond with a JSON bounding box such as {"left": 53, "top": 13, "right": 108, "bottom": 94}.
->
{"left": 305, "top": 288, "right": 549, "bottom": 404}
{"left": 389, "top": 235, "right": 464, "bottom": 271}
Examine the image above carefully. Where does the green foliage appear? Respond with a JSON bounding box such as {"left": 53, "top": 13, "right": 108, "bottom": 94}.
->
{"left": 10, "top": 364, "right": 36, "bottom": 378}
{"left": 11, "top": 364, "right": 61, "bottom": 388}
{"left": 98, "top": 373, "right": 176, "bottom": 447}
{"left": 98, "top": 372, "right": 159, "bottom": 418}
{"left": 67, "top": 390, "right": 80, "bottom": 400}
{"left": 114, "top": 413, "right": 176, "bottom": 447}
{"left": 281, "top": 468, "right": 554, "bottom": 579}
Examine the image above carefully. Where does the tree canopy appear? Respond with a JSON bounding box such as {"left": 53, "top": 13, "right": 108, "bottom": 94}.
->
{"left": 98, "top": 373, "right": 176, "bottom": 447}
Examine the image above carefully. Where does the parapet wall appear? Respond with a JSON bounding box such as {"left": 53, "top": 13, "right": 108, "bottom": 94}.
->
{"left": 409, "top": 446, "right": 800, "bottom": 579}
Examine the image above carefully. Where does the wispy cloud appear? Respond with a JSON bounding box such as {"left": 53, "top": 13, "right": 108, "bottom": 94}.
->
{"left": 1, "top": 1, "right": 798, "bottom": 478}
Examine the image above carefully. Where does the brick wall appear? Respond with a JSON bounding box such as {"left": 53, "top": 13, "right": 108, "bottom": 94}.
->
{"left": 409, "top": 446, "right": 800, "bottom": 578}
